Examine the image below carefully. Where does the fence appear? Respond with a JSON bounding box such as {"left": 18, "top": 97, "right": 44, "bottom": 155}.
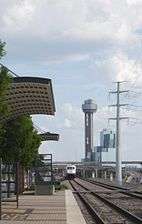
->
{"left": 0, "top": 158, "right": 19, "bottom": 220}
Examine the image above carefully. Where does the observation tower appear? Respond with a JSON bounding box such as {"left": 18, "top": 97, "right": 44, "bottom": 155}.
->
{"left": 82, "top": 99, "right": 97, "bottom": 161}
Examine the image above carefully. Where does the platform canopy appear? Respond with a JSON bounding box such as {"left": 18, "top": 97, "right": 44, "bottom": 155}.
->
{"left": 5, "top": 77, "right": 55, "bottom": 120}
{"left": 39, "top": 132, "right": 59, "bottom": 141}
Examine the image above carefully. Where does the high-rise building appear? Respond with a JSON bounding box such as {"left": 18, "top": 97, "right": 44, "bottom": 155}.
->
{"left": 100, "top": 129, "right": 115, "bottom": 149}
{"left": 82, "top": 99, "right": 97, "bottom": 161}
{"left": 93, "top": 129, "right": 116, "bottom": 164}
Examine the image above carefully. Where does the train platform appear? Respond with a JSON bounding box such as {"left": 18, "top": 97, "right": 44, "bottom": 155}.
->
{"left": 0, "top": 190, "right": 86, "bottom": 224}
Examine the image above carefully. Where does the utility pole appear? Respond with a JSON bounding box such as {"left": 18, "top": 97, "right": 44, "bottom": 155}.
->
{"left": 109, "top": 82, "right": 129, "bottom": 185}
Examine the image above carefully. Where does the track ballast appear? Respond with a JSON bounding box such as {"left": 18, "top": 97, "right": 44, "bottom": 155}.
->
{"left": 69, "top": 178, "right": 142, "bottom": 224}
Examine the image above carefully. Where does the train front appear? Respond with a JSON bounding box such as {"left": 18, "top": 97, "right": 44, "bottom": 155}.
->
{"left": 66, "top": 165, "right": 76, "bottom": 179}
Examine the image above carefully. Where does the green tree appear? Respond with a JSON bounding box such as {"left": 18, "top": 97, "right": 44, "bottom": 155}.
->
{"left": 0, "top": 40, "right": 6, "bottom": 59}
{"left": 0, "top": 40, "right": 42, "bottom": 168}
{"left": 1, "top": 115, "right": 41, "bottom": 168}
{"left": 0, "top": 66, "right": 12, "bottom": 117}
{"left": 0, "top": 41, "right": 12, "bottom": 146}
{"left": 0, "top": 40, "right": 11, "bottom": 119}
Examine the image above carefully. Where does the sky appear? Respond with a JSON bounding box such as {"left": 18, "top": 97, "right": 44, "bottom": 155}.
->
{"left": 0, "top": 0, "right": 142, "bottom": 161}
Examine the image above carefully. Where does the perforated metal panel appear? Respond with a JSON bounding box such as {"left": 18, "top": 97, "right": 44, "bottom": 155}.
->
{"left": 4, "top": 77, "right": 55, "bottom": 120}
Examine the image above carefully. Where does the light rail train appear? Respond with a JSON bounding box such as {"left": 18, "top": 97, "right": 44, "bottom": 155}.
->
{"left": 65, "top": 164, "right": 76, "bottom": 179}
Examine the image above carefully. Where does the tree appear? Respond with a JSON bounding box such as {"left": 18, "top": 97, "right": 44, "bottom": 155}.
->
{"left": 0, "top": 40, "right": 42, "bottom": 168}
{"left": 0, "top": 41, "right": 40, "bottom": 193}
{"left": 0, "top": 66, "right": 12, "bottom": 117}
{"left": 0, "top": 45, "right": 12, "bottom": 146}
{"left": 0, "top": 40, "right": 6, "bottom": 59}
{"left": 0, "top": 40, "right": 11, "bottom": 119}
{"left": 32, "top": 154, "right": 44, "bottom": 167}
{"left": 1, "top": 115, "right": 42, "bottom": 168}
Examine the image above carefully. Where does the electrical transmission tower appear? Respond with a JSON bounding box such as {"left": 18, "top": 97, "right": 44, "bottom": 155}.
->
{"left": 109, "top": 81, "right": 129, "bottom": 185}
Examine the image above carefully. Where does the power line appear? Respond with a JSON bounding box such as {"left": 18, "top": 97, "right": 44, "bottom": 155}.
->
{"left": 109, "top": 81, "right": 129, "bottom": 185}
{"left": 0, "top": 62, "right": 19, "bottom": 77}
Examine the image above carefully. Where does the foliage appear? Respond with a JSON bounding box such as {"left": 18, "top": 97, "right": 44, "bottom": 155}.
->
{"left": 0, "top": 40, "right": 12, "bottom": 119}
{"left": 1, "top": 115, "right": 42, "bottom": 168}
{"left": 31, "top": 154, "right": 44, "bottom": 167}
{"left": 0, "top": 49, "right": 12, "bottom": 146}
{"left": 0, "top": 40, "right": 6, "bottom": 59}
{"left": 0, "top": 40, "right": 42, "bottom": 168}
{"left": 0, "top": 66, "right": 12, "bottom": 118}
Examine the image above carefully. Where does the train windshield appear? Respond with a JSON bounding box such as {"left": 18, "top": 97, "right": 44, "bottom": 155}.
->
{"left": 67, "top": 167, "right": 75, "bottom": 170}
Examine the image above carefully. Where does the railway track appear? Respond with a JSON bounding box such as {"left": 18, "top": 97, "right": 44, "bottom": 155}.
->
{"left": 69, "top": 178, "right": 142, "bottom": 224}
{"left": 84, "top": 178, "right": 142, "bottom": 199}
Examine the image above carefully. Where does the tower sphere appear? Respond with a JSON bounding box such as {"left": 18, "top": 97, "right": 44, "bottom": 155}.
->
{"left": 82, "top": 99, "right": 97, "bottom": 113}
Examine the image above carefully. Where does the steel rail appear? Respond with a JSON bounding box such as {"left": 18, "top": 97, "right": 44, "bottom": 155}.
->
{"left": 69, "top": 180, "right": 105, "bottom": 224}
{"left": 74, "top": 178, "right": 142, "bottom": 224}
{"left": 82, "top": 178, "right": 142, "bottom": 200}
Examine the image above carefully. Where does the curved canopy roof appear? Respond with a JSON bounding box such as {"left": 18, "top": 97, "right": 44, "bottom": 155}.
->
{"left": 5, "top": 77, "right": 55, "bottom": 120}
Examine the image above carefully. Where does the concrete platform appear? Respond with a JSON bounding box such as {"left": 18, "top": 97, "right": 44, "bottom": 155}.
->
{"left": 66, "top": 190, "right": 86, "bottom": 224}
{"left": 0, "top": 190, "right": 86, "bottom": 224}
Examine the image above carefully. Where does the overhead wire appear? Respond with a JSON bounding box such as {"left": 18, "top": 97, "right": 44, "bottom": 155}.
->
{"left": 0, "top": 62, "right": 19, "bottom": 77}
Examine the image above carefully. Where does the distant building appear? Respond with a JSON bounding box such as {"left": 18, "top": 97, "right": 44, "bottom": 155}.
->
{"left": 93, "top": 146, "right": 102, "bottom": 164}
{"left": 100, "top": 129, "right": 115, "bottom": 149}
{"left": 93, "top": 129, "right": 116, "bottom": 164}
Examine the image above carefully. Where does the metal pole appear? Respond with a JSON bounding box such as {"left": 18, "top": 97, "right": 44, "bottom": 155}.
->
{"left": 16, "top": 162, "right": 19, "bottom": 208}
{"left": 116, "top": 82, "right": 122, "bottom": 185}
{"left": 7, "top": 164, "right": 10, "bottom": 198}
{"left": 85, "top": 113, "right": 87, "bottom": 160}
{"left": 50, "top": 154, "right": 53, "bottom": 185}
{"left": 0, "top": 158, "right": 2, "bottom": 220}
{"left": 109, "top": 82, "right": 129, "bottom": 185}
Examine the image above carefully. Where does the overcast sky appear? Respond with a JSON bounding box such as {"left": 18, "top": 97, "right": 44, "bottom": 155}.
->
{"left": 0, "top": 0, "right": 142, "bottom": 161}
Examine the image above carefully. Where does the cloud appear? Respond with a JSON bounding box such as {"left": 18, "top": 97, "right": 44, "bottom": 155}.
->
{"left": 61, "top": 103, "right": 83, "bottom": 129}
{"left": 2, "top": 1, "right": 35, "bottom": 32}
{"left": 32, "top": 102, "right": 84, "bottom": 161}
{"left": 1, "top": 0, "right": 142, "bottom": 161}
{"left": 1, "top": 0, "right": 142, "bottom": 66}
{"left": 89, "top": 51, "right": 142, "bottom": 85}
{"left": 111, "top": 52, "right": 142, "bottom": 83}
{"left": 64, "top": 118, "right": 72, "bottom": 128}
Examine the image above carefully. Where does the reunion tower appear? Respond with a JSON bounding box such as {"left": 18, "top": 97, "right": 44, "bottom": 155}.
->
{"left": 82, "top": 99, "right": 97, "bottom": 161}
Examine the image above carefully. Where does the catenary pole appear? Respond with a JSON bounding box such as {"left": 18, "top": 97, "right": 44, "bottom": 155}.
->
{"left": 116, "top": 82, "right": 122, "bottom": 185}
{"left": 109, "top": 81, "right": 129, "bottom": 185}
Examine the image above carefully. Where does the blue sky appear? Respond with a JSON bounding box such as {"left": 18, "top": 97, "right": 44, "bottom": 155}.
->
{"left": 0, "top": 0, "right": 142, "bottom": 161}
